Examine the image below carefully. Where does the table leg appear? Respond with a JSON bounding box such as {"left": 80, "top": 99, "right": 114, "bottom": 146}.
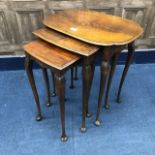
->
{"left": 74, "top": 66, "right": 78, "bottom": 80}
{"left": 86, "top": 62, "right": 95, "bottom": 118}
{"left": 94, "top": 47, "right": 113, "bottom": 126}
{"left": 104, "top": 53, "right": 119, "bottom": 109}
{"left": 116, "top": 42, "right": 135, "bottom": 103}
{"left": 50, "top": 70, "right": 56, "bottom": 97}
{"left": 55, "top": 73, "right": 68, "bottom": 142}
{"left": 42, "top": 68, "right": 52, "bottom": 107}
{"left": 25, "top": 56, "right": 42, "bottom": 121}
{"left": 80, "top": 58, "right": 94, "bottom": 132}
{"left": 70, "top": 67, "right": 74, "bottom": 89}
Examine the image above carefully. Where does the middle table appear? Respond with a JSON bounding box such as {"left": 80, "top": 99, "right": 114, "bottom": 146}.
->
{"left": 33, "top": 27, "right": 99, "bottom": 132}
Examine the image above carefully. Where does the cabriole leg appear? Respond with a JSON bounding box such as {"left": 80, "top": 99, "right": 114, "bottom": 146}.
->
{"left": 50, "top": 70, "right": 56, "bottom": 97}
{"left": 94, "top": 47, "right": 112, "bottom": 126}
{"left": 80, "top": 59, "right": 93, "bottom": 132}
{"left": 86, "top": 63, "right": 95, "bottom": 118}
{"left": 70, "top": 68, "right": 74, "bottom": 89}
{"left": 25, "top": 56, "right": 42, "bottom": 121}
{"left": 42, "top": 68, "right": 52, "bottom": 107}
{"left": 55, "top": 73, "right": 68, "bottom": 142}
{"left": 104, "top": 53, "right": 119, "bottom": 109}
{"left": 74, "top": 66, "right": 78, "bottom": 80}
{"left": 116, "top": 42, "right": 135, "bottom": 103}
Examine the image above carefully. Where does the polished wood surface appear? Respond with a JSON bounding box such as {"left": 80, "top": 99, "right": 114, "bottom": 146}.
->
{"left": 23, "top": 40, "right": 80, "bottom": 70}
{"left": 44, "top": 9, "right": 143, "bottom": 46}
{"left": 33, "top": 27, "right": 99, "bottom": 56}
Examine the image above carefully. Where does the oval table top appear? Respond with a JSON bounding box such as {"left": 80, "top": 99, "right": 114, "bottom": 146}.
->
{"left": 33, "top": 27, "right": 99, "bottom": 56}
{"left": 44, "top": 9, "right": 144, "bottom": 46}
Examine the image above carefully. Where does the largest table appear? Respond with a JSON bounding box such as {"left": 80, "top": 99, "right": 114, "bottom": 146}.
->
{"left": 43, "top": 9, "right": 143, "bottom": 128}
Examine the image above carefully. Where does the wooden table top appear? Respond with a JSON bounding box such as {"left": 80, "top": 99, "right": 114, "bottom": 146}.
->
{"left": 33, "top": 27, "right": 99, "bottom": 56}
{"left": 44, "top": 9, "right": 143, "bottom": 46}
{"left": 23, "top": 40, "right": 80, "bottom": 70}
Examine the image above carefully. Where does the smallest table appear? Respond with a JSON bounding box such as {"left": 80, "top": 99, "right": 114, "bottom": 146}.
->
{"left": 24, "top": 39, "right": 81, "bottom": 142}
{"left": 33, "top": 27, "right": 99, "bottom": 132}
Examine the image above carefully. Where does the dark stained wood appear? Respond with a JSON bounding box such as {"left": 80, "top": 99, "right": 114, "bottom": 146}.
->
{"left": 94, "top": 47, "right": 114, "bottom": 126}
{"left": 23, "top": 40, "right": 80, "bottom": 70}
{"left": 42, "top": 68, "right": 52, "bottom": 107}
{"left": 94, "top": 45, "right": 128, "bottom": 125}
{"left": 86, "top": 61, "right": 95, "bottom": 118}
{"left": 50, "top": 70, "right": 56, "bottom": 97}
{"left": 81, "top": 60, "right": 92, "bottom": 132}
{"left": 25, "top": 56, "right": 42, "bottom": 121}
{"left": 80, "top": 55, "right": 96, "bottom": 132}
{"left": 73, "top": 66, "right": 78, "bottom": 80}
{"left": 33, "top": 27, "right": 99, "bottom": 56}
{"left": 55, "top": 73, "right": 68, "bottom": 142}
{"left": 70, "top": 67, "right": 74, "bottom": 89}
{"left": 104, "top": 53, "right": 119, "bottom": 109}
{"left": 116, "top": 42, "right": 135, "bottom": 103}
{"left": 44, "top": 9, "right": 144, "bottom": 46}
{"left": 104, "top": 45, "right": 126, "bottom": 109}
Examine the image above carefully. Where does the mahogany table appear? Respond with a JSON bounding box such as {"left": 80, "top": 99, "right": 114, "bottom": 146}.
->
{"left": 24, "top": 40, "right": 81, "bottom": 141}
{"left": 33, "top": 27, "right": 99, "bottom": 133}
{"left": 43, "top": 9, "right": 143, "bottom": 127}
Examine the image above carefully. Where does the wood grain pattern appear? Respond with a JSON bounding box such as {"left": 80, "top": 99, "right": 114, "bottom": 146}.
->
{"left": 33, "top": 27, "right": 99, "bottom": 56}
{"left": 23, "top": 40, "right": 80, "bottom": 70}
{"left": 44, "top": 9, "right": 144, "bottom": 46}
